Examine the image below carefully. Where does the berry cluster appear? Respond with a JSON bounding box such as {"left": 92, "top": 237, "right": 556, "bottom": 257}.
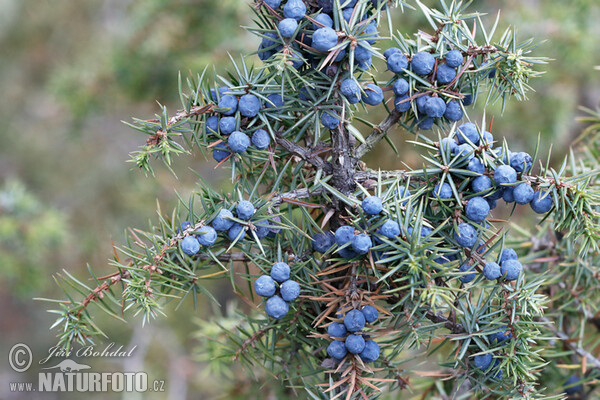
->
{"left": 179, "top": 222, "right": 218, "bottom": 256}
{"left": 203, "top": 87, "right": 282, "bottom": 164}
{"left": 384, "top": 48, "right": 469, "bottom": 129}
{"left": 254, "top": 262, "right": 301, "bottom": 319}
{"left": 326, "top": 305, "right": 380, "bottom": 363}
{"left": 472, "top": 325, "right": 513, "bottom": 381}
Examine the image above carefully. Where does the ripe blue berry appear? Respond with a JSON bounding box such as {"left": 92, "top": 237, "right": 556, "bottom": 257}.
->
{"left": 510, "top": 152, "right": 532, "bottom": 173}
{"left": 455, "top": 222, "right": 478, "bottom": 248}
{"left": 179, "top": 221, "right": 192, "bottom": 232}
{"left": 312, "top": 27, "right": 338, "bottom": 52}
{"left": 362, "top": 22, "right": 378, "bottom": 44}
{"left": 265, "top": 295, "right": 289, "bottom": 319}
{"left": 313, "top": 232, "right": 335, "bottom": 253}
{"left": 362, "top": 84, "right": 384, "bottom": 105}
{"left": 254, "top": 275, "right": 277, "bottom": 297}
{"left": 440, "top": 137, "right": 458, "bottom": 155}
{"left": 502, "top": 186, "right": 515, "bottom": 203}
{"left": 444, "top": 100, "right": 463, "bottom": 121}
{"left": 445, "top": 50, "right": 463, "bottom": 68}
{"left": 436, "top": 64, "right": 457, "bottom": 84}
{"left": 271, "top": 262, "right": 291, "bottom": 283}
{"left": 252, "top": 129, "right": 271, "bottom": 150}
{"left": 456, "top": 122, "right": 480, "bottom": 145}
{"left": 212, "top": 142, "right": 231, "bottom": 162}
{"left": 513, "top": 183, "right": 534, "bottom": 204}
{"left": 455, "top": 143, "right": 475, "bottom": 161}
{"left": 467, "top": 158, "right": 485, "bottom": 174}
{"left": 474, "top": 353, "right": 493, "bottom": 370}
{"left": 327, "top": 340, "right": 347, "bottom": 360}
{"left": 253, "top": 223, "right": 270, "bottom": 239}
{"left": 283, "top": 0, "right": 306, "bottom": 19}
{"left": 228, "top": 223, "right": 246, "bottom": 241}
{"left": 489, "top": 326, "right": 513, "bottom": 344}
{"left": 313, "top": 13, "right": 333, "bottom": 29}
{"left": 335, "top": 226, "right": 355, "bottom": 246}
{"left": 228, "top": 131, "right": 250, "bottom": 153}
{"left": 392, "top": 78, "right": 409, "bottom": 96}
{"left": 361, "top": 305, "right": 378, "bottom": 323}
{"left": 321, "top": 111, "right": 340, "bottom": 129}
{"left": 465, "top": 196, "right": 490, "bottom": 222}
{"left": 264, "top": 0, "right": 281, "bottom": 8}
{"left": 236, "top": 200, "right": 255, "bottom": 220}
{"left": 196, "top": 226, "right": 217, "bottom": 246}
{"left": 340, "top": 79, "right": 361, "bottom": 104}
{"left": 458, "top": 262, "right": 476, "bottom": 283}
{"left": 219, "top": 116, "right": 236, "bottom": 135}
{"left": 384, "top": 47, "right": 401, "bottom": 59}
{"left": 338, "top": 247, "right": 358, "bottom": 259}
{"left": 212, "top": 209, "right": 234, "bottom": 231}
{"left": 462, "top": 94, "right": 473, "bottom": 105}
{"left": 494, "top": 165, "right": 517, "bottom": 186}
{"left": 471, "top": 175, "right": 493, "bottom": 194}
{"left": 218, "top": 94, "right": 238, "bottom": 115}
{"left": 433, "top": 183, "right": 453, "bottom": 199}
{"left": 387, "top": 52, "right": 408, "bottom": 73}
{"left": 394, "top": 95, "right": 411, "bottom": 112}
{"left": 206, "top": 115, "right": 219, "bottom": 133}
{"left": 344, "top": 309, "right": 366, "bottom": 332}
{"left": 417, "top": 116, "right": 434, "bottom": 130}
{"left": 238, "top": 94, "right": 261, "bottom": 118}
{"left": 483, "top": 262, "right": 501, "bottom": 280}
{"left": 423, "top": 97, "right": 446, "bottom": 118}
{"left": 181, "top": 236, "right": 200, "bottom": 256}
{"left": 278, "top": 18, "right": 298, "bottom": 38}
{"left": 345, "top": 334, "right": 366, "bottom": 354}
{"left": 530, "top": 191, "right": 553, "bottom": 214}
{"left": 411, "top": 51, "right": 435, "bottom": 75}
{"left": 280, "top": 280, "right": 300, "bottom": 301}
{"left": 362, "top": 196, "right": 383, "bottom": 215}
{"left": 377, "top": 219, "right": 400, "bottom": 239}
{"left": 359, "top": 340, "right": 380, "bottom": 362}
{"left": 351, "top": 234, "right": 372, "bottom": 255}
{"left": 499, "top": 248, "right": 517, "bottom": 264}
{"left": 328, "top": 322, "right": 347, "bottom": 338}
{"left": 493, "top": 147, "right": 511, "bottom": 164}
{"left": 354, "top": 46, "right": 371, "bottom": 63}
{"left": 501, "top": 259, "right": 522, "bottom": 281}
{"left": 265, "top": 93, "right": 284, "bottom": 108}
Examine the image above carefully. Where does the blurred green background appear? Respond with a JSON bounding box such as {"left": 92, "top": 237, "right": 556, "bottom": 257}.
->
{"left": 0, "top": 0, "right": 598, "bottom": 399}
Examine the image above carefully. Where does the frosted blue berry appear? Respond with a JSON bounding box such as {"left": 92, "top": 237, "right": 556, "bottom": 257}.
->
{"left": 465, "top": 196, "right": 490, "bottom": 222}
{"left": 197, "top": 226, "right": 217, "bottom": 246}
{"left": 493, "top": 147, "right": 512, "bottom": 164}
{"left": 212, "top": 209, "right": 235, "bottom": 231}
{"left": 228, "top": 131, "right": 251, "bottom": 153}
{"left": 219, "top": 116, "right": 236, "bottom": 135}
{"left": 423, "top": 97, "right": 446, "bottom": 118}
{"left": 471, "top": 175, "right": 492, "bottom": 194}
{"left": 179, "top": 221, "right": 192, "bottom": 233}
{"left": 487, "top": 198, "right": 497, "bottom": 210}
{"left": 387, "top": 52, "right": 408, "bottom": 73}
{"left": 283, "top": 0, "right": 306, "bottom": 20}
{"left": 444, "top": 100, "right": 463, "bottom": 121}
{"left": 252, "top": 129, "right": 271, "bottom": 150}
{"left": 502, "top": 186, "right": 515, "bottom": 203}
{"left": 530, "top": 190, "right": 553, "bottom": 214}
{"left": 265, "top": 295, "right": 289, "bottom": 319}
{"left": 436, "top": 64, "right": 457, "bottom": 84}
{"left": 313, "top": 232, "right": 335, "bottom": 253}
{"left": 344, "top": 309, "right": 366, "bottom": 332}
{"left": 458, "top": 262, "right": 476, "bottom": 283}
{"left": 280, "top": 280, "right": 300, "bottom": 302}
{"left": 228, "top": 223, "right": 246, "bottom": 241}
{"left": 271, "top": 262, "right": 291, "bottom": 283}
{"left": 218, "top": 94, "right": 238, "bottom": 115}
{"left": 456, "top": 122, "right": 480, "bottom": 145}
{"left": 340, "top": 79, "right": 361, "bottom": 104}
{"left": 489, "top": 326, "right": 512, "bottom": 344}
{"left": 467, "top": 158, "right": 485, "bottom": 174}
{"left": 253, "top": 223, "right": 270, "bottom": 239}
{"left": 338, "top": 247, "right": 358, "bottom": 259}
{"left": 354, "top": 46, "right": 371, "bottom": 63}
{"left": 258, "top": 44, "right": 274, "bottom": 61}
{"left": 510, "top": 152, "right": 532, "bottom": 173}
{"left": 351, "top": 234, "right": 372, "bottom": 255}
{"left": 362, "top": 22, "right": 378, "bottom": 44}
{"left": 394, "top": 95, "right": 411, "bottom": 112}
{"left": 278, "top": 18, "right": 298, "bottom": 38}
{"left": 462, "top": 93, "right": 473, "bottom": 105}
{"left": 392, "top": 78, "right": 409, "bottom": 96}
{"left": 328, "top": 322, "right": 347, "bottom": 338}
{"left": 501, "top": 259, "right": 522, "bottom": 281}
{"left": 206, "top": 115, "right": 219, "bottom": 133}
{"left": 342, "top": 7, "right": 354, "bottom": 22}
{"left": 483, "top": 262, "right": 501, "bottom": 280}
{"left": 411, "top": 52, "right": 435, "bottom": 75}
{"left": 417, "top": 116, "right": 435, "bottom": 130}
{"left": 264, "top": 0, "right": 281, "bottom": 8}
{"left": 181, "top": 236, "right": 200, "bottom": 256}
{"left": 434, "top": 183, "right": 453, "bottom": 199}
{"left": 254, "top": 275, "right": 276, "bottom": 297}
{"left": 327, "top": 340, "right": 347, "bottom": 360}
{"left": 440, "top": 137, "right": 458, "bottom": 155}
{"left": 345, "top": 334, "right": 366, "bottom": 354}
{"left": 362, "top": 196, "right": 382, "bottom": 215}
{"left": 361, "top": 305, "right": 378, "bottom": 323}
{"left": 499, "top": 248, "right": 517, "bottom": 264}
{"left": 483, "top": 131, "right": 494, "bottom": 145}
{"left": 238, "top": 94, "right": 261, "bottom": 118}
{"left": 235, "top": 201, "right": 254, "bottom": 221}
{"left": 313, "top": 13, "right": 333, "bottom": 29}
{"left": 321, "top": 111, "right": 340, "bottom": 129}
{"left": 362, "top": 84, "right": 383, "bottom": 106}
{"left": 384, "top": 47, "right": 401, "bottom": 59}
{"left": 513, "top": 183, "right": 534, "bottom": 204}
{"left": 474, "top": 353, "right": 493, "bottom": 370}
{"left": 396, "top": 185, "right": 411, "bottom": 204}
{"left": 359, "top": 340, "right": 380, "bottom": 362}
{"left": 494, "top": 165, "right": 517, "bottom": 186}
{"left": 377, "top": 219, "right": 400, "bottom": 239}
{"left": 455, "top": 222, "right": 478, "bottom": 248}
{"left": 357, "top": 56, "right": 372, "bottom": 71}
{"left": 312, "top": 27, "right": 338, "bottom": 52}
{"left": 415, "top": 94, "right": 431, "bottom": 114}
{"left": 455, "top": 143, "right": 475, "bottom": 161}
{"left": 335, "top": 226, "right": 355, "bottom": 246}
{"left": 265, "top": 93, "right": 284, "bottom": 108}
{"left": 445, "top": 50, "right": 463, "bottom": 68}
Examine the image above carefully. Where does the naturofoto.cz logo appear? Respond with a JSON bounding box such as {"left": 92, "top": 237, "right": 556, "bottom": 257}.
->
{"left": 8, "top": 343, "right": 165, "bottom": 393}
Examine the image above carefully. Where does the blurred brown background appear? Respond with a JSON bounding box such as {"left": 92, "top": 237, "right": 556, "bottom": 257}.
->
{"left": 0, "top": 0, "right": 598, "bottom": 398}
